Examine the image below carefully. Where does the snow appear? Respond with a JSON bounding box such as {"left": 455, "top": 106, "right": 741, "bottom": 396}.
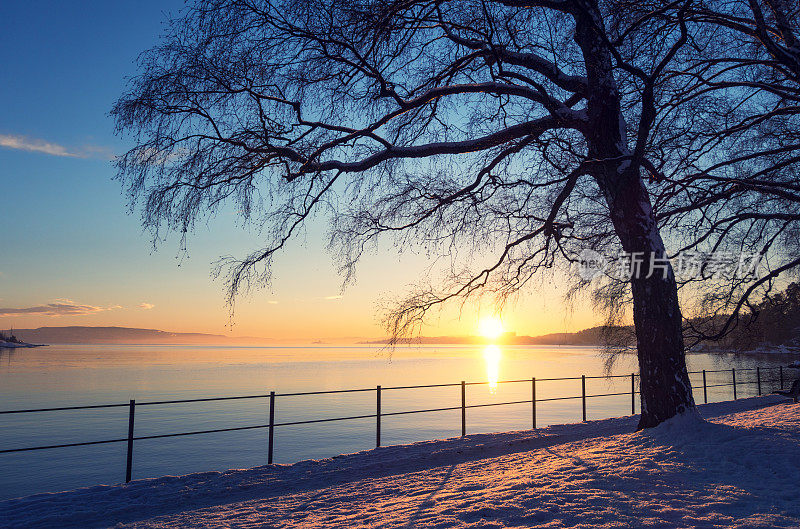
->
{"left": 2, "top": 395, "right": 799, "bottom": 528}
{"left": 0, "top": 341, "right": 43, "bottom": 349}
{"left": 741, "top": 345, "right": 800, "bottom": 355}
{"left": 0, "top": 341, "right": 27, "bottom": 348}
{"left": 693, "top": 345, "right": 800, "bottom": 356}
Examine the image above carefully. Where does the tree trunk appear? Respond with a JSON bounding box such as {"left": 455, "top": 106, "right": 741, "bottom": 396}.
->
{"left": 574, "top": 1, "right": 695, "bottom": 429}
{"left": 606, "top": 176, "right": 696, "bottom": 429}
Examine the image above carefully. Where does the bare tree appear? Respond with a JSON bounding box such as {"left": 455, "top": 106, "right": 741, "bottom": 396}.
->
{"left": 112, "top": 0, "right": 749, "bottom": 429}
{"left": 611, "top": 0, "right": 800, "bottom": 346}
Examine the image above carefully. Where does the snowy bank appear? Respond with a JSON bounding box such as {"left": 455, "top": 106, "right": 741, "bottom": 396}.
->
{"left": 2, "top": 395, "right": 798, "bottom": 528}
{"left": 735, "top": 345, "right": 800, "bottom": 355}
{"left": 693, "top": 345, "right": 800, "bottom": 356}
{"left": 0, "top": 340, "right": 45, "bottom": 348}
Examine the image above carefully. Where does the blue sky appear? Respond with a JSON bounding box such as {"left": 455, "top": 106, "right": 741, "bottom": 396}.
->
{"left": 0, "top": 1, "right": 596, "bottom": 340}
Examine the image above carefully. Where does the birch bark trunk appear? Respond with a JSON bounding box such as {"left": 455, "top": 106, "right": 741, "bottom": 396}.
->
{"left": 573, "top": 0, "right": 695, "bottom": 428}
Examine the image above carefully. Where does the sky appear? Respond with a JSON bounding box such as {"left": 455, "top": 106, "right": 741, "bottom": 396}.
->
{"left": 0, "top": 1, "right": 601, "bottom": 342}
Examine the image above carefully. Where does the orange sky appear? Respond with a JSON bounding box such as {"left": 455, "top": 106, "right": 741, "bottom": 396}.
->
{"left": 0, "top": 220, "right": 602, "bottom": 342}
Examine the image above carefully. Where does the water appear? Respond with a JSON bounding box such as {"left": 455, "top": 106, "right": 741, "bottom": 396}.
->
{"left": 0, "top": 344, "right": 792, "bottom": 500}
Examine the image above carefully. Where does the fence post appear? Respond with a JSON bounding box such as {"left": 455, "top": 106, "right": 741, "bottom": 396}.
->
{"left": 780, "top": 366, "right": 784, "bottom": 389}
{"left": 376, "top": 385, "right": 381, "bottom": 448}
{"left": 532, "top": 377, "right": 536, "bottom": 429}
{"left": 268, "top": 391, "right": 275, "bottom": 464}
{"left": 631, "top": 373, "right": 635, "bottom": 415}
{"left": 581, "top": 375, "right": 586, "bottom": 422}
{"left": 732, "top": 368, "right": 737, "bottom": 400}
{"left": 125, "top": 399, "right": 135, "bottom": 483}
{"left": 702, "top": 370, "right": 708, "bottom": 404}
{"left": 756, "top": 367, "right": 761, "bottom": 396}
{"left": 461, "top": 381, "right": 466, "bottom": 437}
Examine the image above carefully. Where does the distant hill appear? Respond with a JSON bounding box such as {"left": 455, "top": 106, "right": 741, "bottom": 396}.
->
{"left": 363, "top": 284, "right": 800, "bottom": 352}
{"left": 362, "top": 326, "right": 635, "bottom": 346}
{"left": 12, "top": 326, "right": 265, "bottom": 345}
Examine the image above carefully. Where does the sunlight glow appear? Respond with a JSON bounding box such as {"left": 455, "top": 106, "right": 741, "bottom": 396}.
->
{"left": 478, "top": 316, "right": 504, "bottom": 340}
{"left": 483, "top": 345, "right": 501, "bottom": 394}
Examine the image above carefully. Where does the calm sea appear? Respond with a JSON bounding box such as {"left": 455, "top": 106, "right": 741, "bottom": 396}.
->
{"left": 0, "top": 344, "right": 791, "bottom": 499}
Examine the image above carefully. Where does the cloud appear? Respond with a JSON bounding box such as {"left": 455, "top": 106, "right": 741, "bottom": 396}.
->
{"left": 266, "top": 300, "right": 279, "bottom": 305}
{"left": 0, "top": 299, "right": 113, "bottom": 317}
{"left": 139, "top": 303, "right": 155, "bottom": 310}
{"left": 0, "top": 134, "right": 113, "bottom": 159}
{"left": 323, "top": 295, "right": 343, "bottom": 300}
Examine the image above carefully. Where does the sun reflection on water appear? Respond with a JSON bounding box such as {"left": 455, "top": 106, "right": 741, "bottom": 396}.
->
{"left": 483, "top": 344, "right": 501, "bottom": 394}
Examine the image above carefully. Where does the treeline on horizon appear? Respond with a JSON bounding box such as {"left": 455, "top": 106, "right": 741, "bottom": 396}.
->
{"left": 0, "top": 330, "right": 21, "bottom": 343}
{"left": 693, "top": 282, "right": 800, "bottom": 353}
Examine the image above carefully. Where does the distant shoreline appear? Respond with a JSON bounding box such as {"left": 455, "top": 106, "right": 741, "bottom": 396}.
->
{"left": 3, "top": 325, "right": 799, "bottom": 353}
{"left": 361, "top": 326, "right": 634, "bottom": 347}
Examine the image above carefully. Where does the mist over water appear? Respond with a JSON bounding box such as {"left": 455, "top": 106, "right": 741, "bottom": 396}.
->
{"left": 0, "top": 344, "right": 790, "bottom": 499}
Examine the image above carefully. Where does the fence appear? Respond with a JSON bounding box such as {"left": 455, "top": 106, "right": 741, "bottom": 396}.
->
{"left": 0, "top": 365, "right": 789, "bottom": 484}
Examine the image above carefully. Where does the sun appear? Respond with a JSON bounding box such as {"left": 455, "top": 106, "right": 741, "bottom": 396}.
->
{"left": 478, "top": 316, "right": 504, "bottom": 340}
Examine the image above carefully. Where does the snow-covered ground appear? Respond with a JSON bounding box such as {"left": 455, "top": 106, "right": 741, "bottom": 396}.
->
{"left": 2, "top": 395, "right": 798, "bottom": 528}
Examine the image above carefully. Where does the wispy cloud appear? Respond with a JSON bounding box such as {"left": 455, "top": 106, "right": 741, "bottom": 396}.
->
{"left": 323, "top": 295, "right": 343, "bottom": 301}
{"left": 0, "top": 299, "right": 114, "bottom": 317}
{"left": 0, "top": 134, "right": 112, "bottom": 159}
{"left": 139, "top": 303, "right": 155, "bottom": 310}
{"left": 267, "top": 300, "right": 279, "bottom": 305}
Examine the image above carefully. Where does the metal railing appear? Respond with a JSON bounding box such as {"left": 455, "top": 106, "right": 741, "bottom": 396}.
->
{"left": 0, "top": 365, "right": 788, "bottom": 484}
